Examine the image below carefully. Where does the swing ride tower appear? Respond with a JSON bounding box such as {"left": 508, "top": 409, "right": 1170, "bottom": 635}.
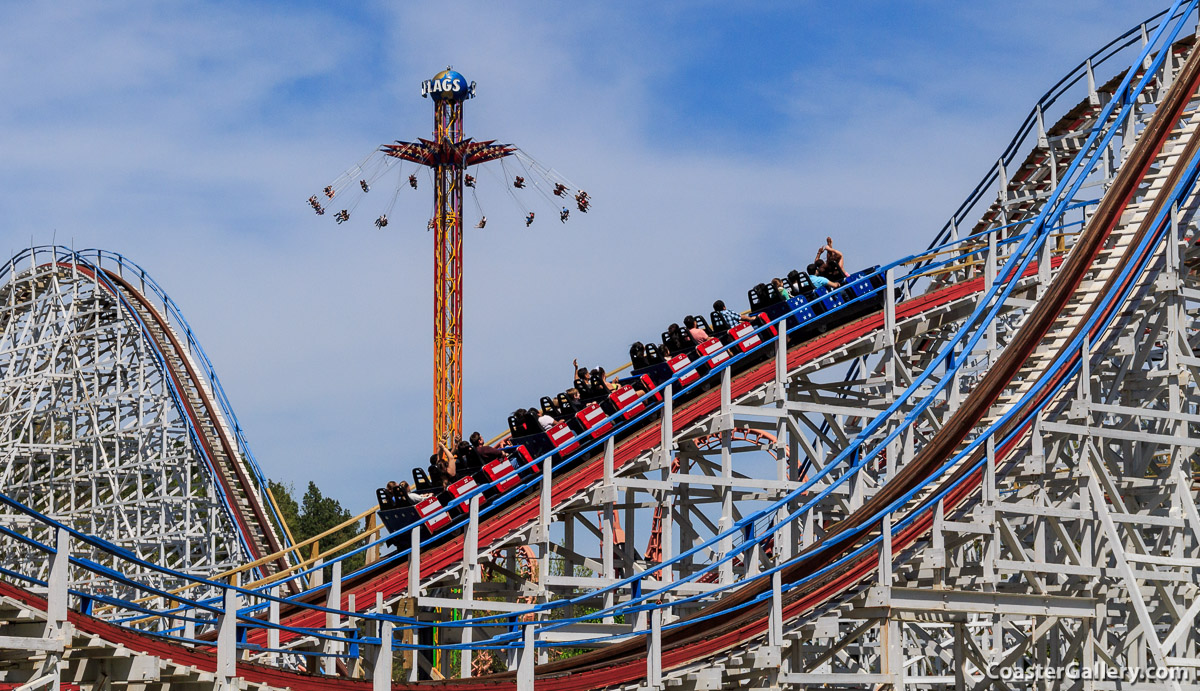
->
{"left": 380, "top": 69, "right": 515, "bottom": 451}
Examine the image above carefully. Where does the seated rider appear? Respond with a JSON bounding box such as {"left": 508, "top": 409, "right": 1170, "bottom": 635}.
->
{"left": 454, "top": 440, "right": 477, "bottom": 473}
{"left": 384, "top": 481, "right": 402, "bottom": 507}
{"left": 684, "top": 315, "right": 709, "bottom": 345}
{"left": 574, "top": 364, "right": 592, "bottom": 394}
{"left": 408, "top": 174, "right": 418, "bottom": 189}
{"left": 428, "top": 451, "right": 456, "bottom": 488}
{"left": 816, "top": 236, "right": 848, "bottom": 284}
{"left": 713, "top": 300, "right": 743, "bottom": 329}
{"left": 469, "top": 431, "right": 504, "bottom": 464}
{"left": 806, "top": 263, "right": 840, "bottom": 289}
{"left": 399, "top": 481, "right": 428, "bottom": 505}
{"left": 630, "top": 341, "right": 648, "bottom": 369}
{"left": 526, "top": 212, "right": 535, "bottom": 227}
{"left": 565, "top": 388, "right": 583, "bottom": 412}
{"left": 593, "top": 367, "right": 619, "bottom": 393}
{"left": 772, "top": 277, "right": 793, "bottom": 300}
{"left": 664, "top": 322, "right": 691, "bottom": 355}
{"left": 560, "top": 207, "right": 569, "bottom": 222}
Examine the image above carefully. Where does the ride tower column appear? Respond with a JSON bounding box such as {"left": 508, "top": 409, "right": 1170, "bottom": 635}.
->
{"left": 382, "top": 69, "right": 515, "bottom": 452}
{"left": 432, "top": 79, "right": 466, "bottom": 454}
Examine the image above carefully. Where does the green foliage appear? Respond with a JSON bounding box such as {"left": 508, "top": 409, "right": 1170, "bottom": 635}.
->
{"left": 268, "top": 479, "right": 300, "bottom": 534}
{"left": 271, "top": 479, "right": 364, "bottom": 572}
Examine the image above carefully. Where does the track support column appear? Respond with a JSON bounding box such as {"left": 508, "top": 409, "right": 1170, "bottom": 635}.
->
{"left": 324, "top": 561, "right": 342, "bottom": 675}
{"left": 602, "top": 437, "right": 616, "bottom": 620}
{"left": 217, "top": 583, "right": 239, "bottom": 690}
{"left": 647, "top": 608, "right": 663, "bottom": 690}
{"left": 461, "top": 495, "right": 480, "bottom": 677}
{"left": 517, "top": 624, "right": 536, "bottom": 691}
{"left": 267, "top": 586, "right": 280, "bottom": 666}
{"left": 373, "top": 620, "right": 393, "bottom": 691}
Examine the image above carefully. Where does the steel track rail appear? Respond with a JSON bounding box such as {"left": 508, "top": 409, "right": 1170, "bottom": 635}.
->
{"left": 511, "top": 25, "right": 1200, "bottom": 691}
{"left": 2, "top": 14, "right": 1194, "bottom": 691}
{"left": 0, "top": 263, "right": 1050, "bottom": 691}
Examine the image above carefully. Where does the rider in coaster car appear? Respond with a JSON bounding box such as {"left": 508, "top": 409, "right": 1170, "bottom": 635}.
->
{"left": 713, "top": 300, "right": 742, "bottom": 330}
{"left": 470, "top": 431, "right": 504, "bottom": 464}
{"left": 428, "top": 452, "right": 456, "bottom": 488}
{"left": 807, "top": 262, "right": 841, "bottom": 290}
{"left": 815, "top": 236, "right": 847, "bottom": 284}
{"left": 684, "top": 315, "right": 709, "bottom": 345}
{"left": 772, "top": 277, "right": 793, "bottom": 300}
{"left": 630, "top": 341, "right": 649, "bottom": 369}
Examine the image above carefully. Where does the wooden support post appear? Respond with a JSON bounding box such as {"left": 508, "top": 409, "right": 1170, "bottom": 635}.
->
{"left": 365, "top": 513, "right": 379, "bottom": 565}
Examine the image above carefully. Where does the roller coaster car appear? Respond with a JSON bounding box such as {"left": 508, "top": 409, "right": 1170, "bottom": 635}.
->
{"left": 378, "top": 504, "right": 420, "bottom": 547}
{"left": 382, "top": 266, "right": 895, "bottom": 551}
{"left": 751, "top": 282, "right": 797, "bottom": 324}
{"left": 507, "top": 412, "right": 544, "bottom": 439}
{"left": 376, "top": 487, "right": 400, "bottom": 511}
{"left": 575, "top": 378, "right": 607, "bottom": 404}
{"left": 411, "top": 467, "right": 437, "bottom": 494}
{"left": 724, "top": 321, "right": 765, "bottom": 353}
{"left": 666, "top": 353, "right": 701, "bottom": 390}
{"left": 844, "top": 265, "right": 887, "bottom": 296}
{"left": 574, "top": 402, "right": 614, "bottom": 440}
{"left": 472, "top": 446, "right": 541, "bottom": 501}
{"left": 481, "top": 456, "right": 521, "bottom": 494}
{"left": 540, "top": 395, "right": 563, "bottom": 419}
{"left": 544, "top": 420, "right": 580, "bottom": 458}
{"left": 748, "top": 282, "right": 785, "bottom": 312}
{"left": 661, "top": 329, "right": 699, "bottom": 360}
{"left": 386, "top": 445, "right": 546, "bottom": 543}
{"left": 695, "top": 336, "right": 732, "bottom": 370}
{"left": 629, "top": 342, "right": 673, "bottom": 386}
{"left": 784, "top": 297, "right": 819, "bottom": 331}
{"left": 414, "top": 495, "right": 453, "bottom": 534}
{"left": 445, "top": 474, "right": 485, "bottom": 515}
{"left": 708, "top": 310, "right": 735, "bottom": 336}
{"left": 644, "top": 342, "right": 667, "bottom": 364}
{"left": 607, "top": 384, "right": 646, "bottom": 421}
{"left": 786, "top": 269, "right": 805, "bottom": 295}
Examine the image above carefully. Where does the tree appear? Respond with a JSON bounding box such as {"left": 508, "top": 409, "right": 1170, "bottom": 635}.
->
{"left": 268, "top": 479, "right": 300, "bottom": 538}
{"left": 271, "top": 480, "right": 364, "bottom": 573}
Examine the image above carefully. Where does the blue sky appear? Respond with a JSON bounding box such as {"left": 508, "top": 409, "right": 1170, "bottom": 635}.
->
{"left": 0, "top": 1, "right": 1169, "bottom": 509}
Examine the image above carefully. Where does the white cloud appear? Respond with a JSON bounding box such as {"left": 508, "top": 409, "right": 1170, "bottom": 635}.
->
{"left": 0, "top": 0, "right": 1169, "bottom": 507}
